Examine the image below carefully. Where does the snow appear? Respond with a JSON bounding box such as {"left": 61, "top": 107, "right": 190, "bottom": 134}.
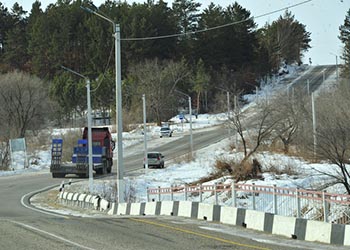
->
{"left": 0, "top": 65, "right": 347, "bottom": 207}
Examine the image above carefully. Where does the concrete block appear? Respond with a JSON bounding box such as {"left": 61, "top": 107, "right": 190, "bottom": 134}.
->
{"left": 118, "top": 203, "right": 128, "bottom": 215}
{"left": 130, "top": 203, "right": 142, "bottom": 215}
{"left": 344, "top": 224, "right": 350, "bottom": 246}
{"left": 305, "top": 220, "right": 332, "bottom": 244}
{"left": 198, "top": 203, "right": 214, "bottom": 221}
{"left": 220, "top": 206, "right": 238, "bottom": 225}
{"left": 78, "top": 194, "right": 87, "bottom": 202}
{"left": 92, "top": 196, "right": 100, "bottom": 209}
{"left": 144, "top": 202, "right": 157, "bottom": 215}
{"left": 272, "top": 215, "right": 296, "bottom": 238}
{"left": 244, "top": 210, "right": 265, "bottom": 231}
{"left": 177, "top": 201, "right": 193, "bottom": 218}
{"left": 66, "top": 192, "right": 74, "bottom": 201}
{"left": 108, "top": 203, "right": 117, "bottom": 215}
{"left": 62, "top": 192, "right": 69, "bottom": 200}
{"left": 72, "top": 193, "right": 79, "bottom": 201}
{"left": 100, "top": 199, "right": 110, "bottom": 211}
{"left": 160, "top": 201, "right": 174, "bottom": 216}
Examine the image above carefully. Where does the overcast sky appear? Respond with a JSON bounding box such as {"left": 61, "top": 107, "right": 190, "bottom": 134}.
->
{"left": 2, "top": 0, "right": 350, "bottom": 65}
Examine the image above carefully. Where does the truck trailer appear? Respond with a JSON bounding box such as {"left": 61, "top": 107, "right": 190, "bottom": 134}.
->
{"left": 50, "top": 127, "right": 115, "bottom": 178}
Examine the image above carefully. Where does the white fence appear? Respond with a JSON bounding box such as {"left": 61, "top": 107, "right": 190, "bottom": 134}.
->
{"left": 147, "top": 182, "right": 350, "bottom": 224}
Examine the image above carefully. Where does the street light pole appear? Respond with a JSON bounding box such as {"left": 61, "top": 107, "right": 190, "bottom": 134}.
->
{"left": 188, "top": 95, "right": 193, "bottom": 158}
{"left": 142, "top": 94, "right": 148, "bottom": 170}
{"left": 61, "top": 66, "right": 93, "bottom": 193}
{"left": 114, "top": 23, "right": 124, "bottom": 202}
{"left": 175, "top": 89, "right": 193, "bottom": 159}
{"left": 82, "top": 6, "right": 124, "bottom": 202}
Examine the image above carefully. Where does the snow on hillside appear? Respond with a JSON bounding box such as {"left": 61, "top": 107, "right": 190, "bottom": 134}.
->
{"left": 1, "top": 65, "right": 346, "bottom": 205}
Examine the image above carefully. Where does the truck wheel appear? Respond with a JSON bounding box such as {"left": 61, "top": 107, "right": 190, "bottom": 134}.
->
{"left": 107, "top": 160, "right": 112, "bottom": 173}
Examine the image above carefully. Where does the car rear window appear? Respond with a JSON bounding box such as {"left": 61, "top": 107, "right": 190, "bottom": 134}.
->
{"left": 148, "top": 153, "right": 159, "bottom": 158}
{"left": 161, "top": 127, "right": 170, "bottom": 131}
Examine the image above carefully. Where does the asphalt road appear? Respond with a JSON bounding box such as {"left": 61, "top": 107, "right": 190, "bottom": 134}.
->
{"left": 290, "top": 65, "right": 337, "bottom": 93}
{"left": 122, "top": 125, "right": 229, "bottom": 173}
{"left": 0, "top": 171, "right": 344, "bottom": 250}
{"left": 0, "top": 65, "right": 345, "bottom": 250}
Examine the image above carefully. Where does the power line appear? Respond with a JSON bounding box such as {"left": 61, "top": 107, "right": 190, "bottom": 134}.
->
{"left": 121, "top": 0, "right": 312, "bottom": 42}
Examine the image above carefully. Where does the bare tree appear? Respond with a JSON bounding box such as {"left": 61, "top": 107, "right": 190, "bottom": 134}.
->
{"left": 229, "top": 96, "right": 280, "bottom": 163}
{"left": 126, "top": 59, "right": 191, "bottom": 125}
{"left": 270, "top": 89, "right": 310, "bottom": 153}
{"left": 0, "top": 71, "right": 49, "bottom": 138}
{"left": 315, "top": 82, "right": 350, "bottom": 194}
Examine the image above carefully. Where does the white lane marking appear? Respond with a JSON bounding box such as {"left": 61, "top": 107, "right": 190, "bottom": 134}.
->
{"left": 10, "top": 220, "right": 96, "bottom": 250}
{"left": 21, "top": 185, "right": 69, "bottom": 219}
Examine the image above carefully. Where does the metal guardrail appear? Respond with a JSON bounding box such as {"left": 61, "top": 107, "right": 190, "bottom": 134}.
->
{"left": 147, "top": 182, "right": 350, "bottom": 224}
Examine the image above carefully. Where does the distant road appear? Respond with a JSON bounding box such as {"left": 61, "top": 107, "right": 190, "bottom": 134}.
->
{"left": 290, "top": 65, "right": 337, "bottom": 93}
{"left": 122, "top": 125, "right": 228, "bottom": 173}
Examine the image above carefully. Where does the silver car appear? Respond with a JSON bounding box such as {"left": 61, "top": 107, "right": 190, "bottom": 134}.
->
{"left": 144, "top": 152, "right": 164, "bottom": 168}
{"left": 160, "top": 127, "right": 173, "bottom": 138}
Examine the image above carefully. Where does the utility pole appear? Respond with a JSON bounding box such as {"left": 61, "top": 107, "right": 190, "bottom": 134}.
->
{"left": 188, "top": 95, "right": 193, "bottom": 158}
{"left": 61, "top": 66, "right": 93, "bottom": 193}
{"left": 175, "top": 89, "right": 193, "bottom": 159}
{"left": 82, "top": 6, "right": 124, "bottom": 202}
{"left": 142, "top": 94, "right": 148, "bottom": 170}
{"left": 312, "top": 92, "right": 317, "bottom": 159}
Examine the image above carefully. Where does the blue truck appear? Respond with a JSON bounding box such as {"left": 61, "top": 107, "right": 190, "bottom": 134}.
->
{"left": 50, "top": 127, "right": 115, "bottom": 178}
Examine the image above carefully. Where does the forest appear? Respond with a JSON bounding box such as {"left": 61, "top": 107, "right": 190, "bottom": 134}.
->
{"left": 0, "top": 0, "right": 311, "bottom": 132}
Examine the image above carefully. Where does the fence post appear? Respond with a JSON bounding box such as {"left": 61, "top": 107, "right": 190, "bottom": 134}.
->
{"left": 199, "top": 184, "right": 203, "bottom": 203}
{"left": 147, "top": 187, "right": 149, "bottom": 202}
{"left": 171, "top": 184, "right": 174, "bottom": 201}
{"left": 252, "top": 183, "right": 256, "bottom": 211}
{"left": 296, "top": 188, "right": 301, "bottom": 218}
{"left": 158, "top": 186, "right": 161, "bottom": 201}
{"left": 273, "top": 184, "right": 277, "bottom": 214}
{"left": 231, "top": 181, "right": 236, "bottom": 207}
{"left": 214, "top": 183, "right": 218, "bottom": 205}
{"left": 184, "top": 184, "right": 188, "bottom": 201}
{"left": 322, "top": 191, "right": 328, "bottom": 222}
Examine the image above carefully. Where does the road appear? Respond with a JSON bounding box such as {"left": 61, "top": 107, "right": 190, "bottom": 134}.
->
{"left": 123, "top": 125, "right": 228, "bottom": 173}
{"left": 1, "top": 172, "right": 345, "bottom": 250}
{"left": 0, "top": 65, "right": 345, "bottom": 250}
{"left": 289, "top": 65, "right": 337, "bottom": 93}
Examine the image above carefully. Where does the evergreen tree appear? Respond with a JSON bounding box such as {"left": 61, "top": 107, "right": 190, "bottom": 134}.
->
{"left": 261, "top": 11, "right": 311, "bottom": 69}
{"left": 172, "top": 0, "right": 201, "bottom": 60}
{"left": 2, "top": 3, "right": 29, "bottom": 71}
{"left": 339, "top": 9, "right": 350, "bottom": 78}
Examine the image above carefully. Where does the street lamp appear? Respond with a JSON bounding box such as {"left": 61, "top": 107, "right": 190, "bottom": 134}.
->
{"left": 142, "top": 94, "right": 148, "bottom": 170}
{"left": 175, "top": 89, "right": 193, "bottom": 159}
{"left": 330, "top": 52, "right": 339, "bottom": 81}
{"left": 82, "top": 6, "right": 124, "bottom": 202}
{"left": 61, "top": 66, "right": 93, "bottom": 193}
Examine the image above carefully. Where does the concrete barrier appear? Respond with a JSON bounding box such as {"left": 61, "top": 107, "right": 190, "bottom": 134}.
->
{"left": 58, "top": 191, "right": 349, "bottom": 246}
{"left": 130, "top": 202, "right": 142, "bottom": 216}
{"left": 220, "top": 206, "right": 238, "bottom": 225}
{"left": 305, "top": 220, "right": 332, "bottom": 244}
{"left": 100, "top": 199, "right": 110, "bottom": 212}
{"left": 118, "top": 203, "right": 128, "bottom": 215}
{"left": 272, "top": 215, "right": 296, "bottom": 238}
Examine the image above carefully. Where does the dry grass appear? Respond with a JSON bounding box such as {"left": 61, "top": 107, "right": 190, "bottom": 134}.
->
{"left": 172, "top": 152, "right": 196, "bottom": 164}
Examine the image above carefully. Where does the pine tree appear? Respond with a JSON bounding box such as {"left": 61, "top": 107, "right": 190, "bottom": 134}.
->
{"left": 339, "top": 9, "right": 350, "bottom": 78}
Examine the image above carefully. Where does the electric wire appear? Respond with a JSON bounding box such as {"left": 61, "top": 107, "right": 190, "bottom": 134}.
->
{"left": 90, "top": 40, "right": 114, "bottom": 93}
{"left": 121, "top": 0, "right": 312, "bottom": 41}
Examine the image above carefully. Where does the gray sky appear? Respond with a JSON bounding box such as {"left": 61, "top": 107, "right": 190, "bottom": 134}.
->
{"left": 2, "top": 0, "right": 350, "bottom": 65}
